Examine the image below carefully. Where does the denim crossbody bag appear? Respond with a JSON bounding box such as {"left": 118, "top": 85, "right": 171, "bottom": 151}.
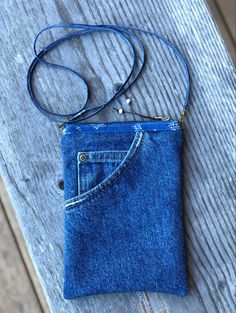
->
{"left": 27, "top": 24, "right": 190, "bottom": 299}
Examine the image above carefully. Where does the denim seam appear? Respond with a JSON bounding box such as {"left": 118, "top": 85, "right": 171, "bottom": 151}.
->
{"left": 80, "top": 159, "right": 127, "bottom": 162}
{"left": 63, "top": 120, "right": 181, "bottom": 135}
{"left": 77, "top": 150, "right": 129, "bottom": 163}
{"left": 77, "top": 158, "right": 81, "bottom": 195}
{"left": 79, "top": 150, "right": 128, "bottom": 154}
{"left": 65, "top": 131, "right": 144, "bottom": 210}
{"left": 63, "top": 128, "right": 180, "bottom": 135}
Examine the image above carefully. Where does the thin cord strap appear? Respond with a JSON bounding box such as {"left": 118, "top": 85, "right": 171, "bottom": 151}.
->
{"left": 28, "top": 26, "right": 139, "bottom": 123}
{"left": 27, "top": 23, "right": 190, "bottom": 125}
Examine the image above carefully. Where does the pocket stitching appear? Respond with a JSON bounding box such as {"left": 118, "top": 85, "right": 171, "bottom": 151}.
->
{"left": 77, "top": 150, "right": 127, "bottom": 196}
{"left": 65, "top": 131, "right": 144, "bottom": 210}
{"left": 78, "top": 150, "right": 129, "bottom": 164}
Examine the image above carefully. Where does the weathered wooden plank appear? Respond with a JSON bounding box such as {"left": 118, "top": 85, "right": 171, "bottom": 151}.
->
{"left": 0, "top": 0, "right": 235, "bottom": 313}
{"left": 206, "top": 0, "right": 236, "bottom": 64}
{"left": 0, "top": 196, "right": 43, "bottom": 313}
{"left": 0, "top": 177, "right": 50, "bottom": 313}
{"left": 215, "top": 0, "right": 236, "bottom": 42}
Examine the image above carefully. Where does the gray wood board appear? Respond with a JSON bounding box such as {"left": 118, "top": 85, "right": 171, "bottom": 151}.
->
{"left": 0, "top": 176, "right": 51, "bottom": 313}
{"left": 0, "top": 0, "right": 235, "bottom": 312}
{"left": 0, "top": 199, "right": 43, "bottom": 313}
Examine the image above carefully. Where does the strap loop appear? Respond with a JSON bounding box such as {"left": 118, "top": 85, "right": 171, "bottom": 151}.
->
{"left": 27, "top": 23, "right": 190, "bottom": 125}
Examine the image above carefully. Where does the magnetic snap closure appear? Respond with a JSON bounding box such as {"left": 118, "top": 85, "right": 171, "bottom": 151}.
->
{"left": 79, "top": 153, "right": 88, "bottom": 162}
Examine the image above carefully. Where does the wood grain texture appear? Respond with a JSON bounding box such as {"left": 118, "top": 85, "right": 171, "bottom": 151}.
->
{"left": 215, "top": 0, "right": 236, "bottom": 42}
{"left": 0, "top": 0, "right": 235, "bottom": 313}
{"left": 206, "top": 0, "right": 236, "bottom": 64}
{"left": 0, "top": 177, "right": 51, "bottom": 313}
{"left": 0, "top": 199, "right": 43, "bottom": 313}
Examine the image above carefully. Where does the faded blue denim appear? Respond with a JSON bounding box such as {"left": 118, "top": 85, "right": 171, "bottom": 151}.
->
{"left": 61, "top": 120, "right": 188, "bottom": 299}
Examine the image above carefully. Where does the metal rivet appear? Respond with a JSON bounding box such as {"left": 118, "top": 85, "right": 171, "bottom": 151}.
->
{"left": 79, "top": 153, "right": 87, "bottom": 162}
{"left": 118, "top": 108, "right": 124, "bottom": 114}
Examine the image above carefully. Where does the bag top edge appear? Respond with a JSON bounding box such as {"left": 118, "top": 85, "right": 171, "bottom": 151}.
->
{"left": 63, "top": 120, "right": 181, "bottom": 134}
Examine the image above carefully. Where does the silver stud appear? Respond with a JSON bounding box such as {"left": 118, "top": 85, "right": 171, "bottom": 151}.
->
{"left": 79, "top": 153, "right": 87, "bottom": 162}
{"left": 118, "top": 108, "right": 124, "bottom": 114}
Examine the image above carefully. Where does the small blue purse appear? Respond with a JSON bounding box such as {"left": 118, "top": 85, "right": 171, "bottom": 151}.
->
{"left": 27, "top": 24, "right": 190, "bottom": 299}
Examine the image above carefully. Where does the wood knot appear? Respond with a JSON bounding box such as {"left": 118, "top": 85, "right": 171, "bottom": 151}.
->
{"left": 58, "top": 179, "right": 64, "bottom": 190}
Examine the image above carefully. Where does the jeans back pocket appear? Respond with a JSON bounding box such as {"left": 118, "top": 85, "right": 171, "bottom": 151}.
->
{"left": 77, "top": 150, "right": 128, "bottom": 195}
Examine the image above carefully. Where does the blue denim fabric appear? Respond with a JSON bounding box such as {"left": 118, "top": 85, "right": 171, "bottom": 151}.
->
{"left": 61, "top": 120, "right": 188, "bottom": 299}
